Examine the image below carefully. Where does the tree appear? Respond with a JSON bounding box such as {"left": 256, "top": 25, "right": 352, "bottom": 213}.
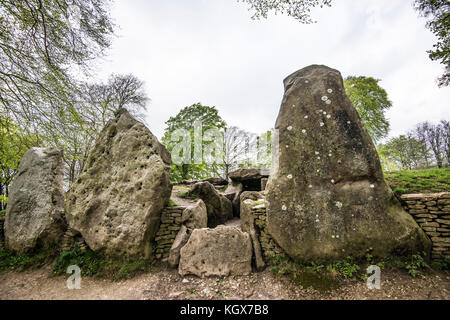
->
{"left": 50, "top": 74, "right": 149, "bottom": 185}
{"left": 344, "top": 76, "right": 392, "bottom": 143}
{"left": 442, "top": 120, "right": 450, "bottom": 165}
{"left": 162, "top": 103, "right": 227, "bottom": 182}
{"left": 414, "top": 0, "right": 450, "bottom": 86}
{"left": 0, "top": 114, "right": 40, "bottom": 210}
{"left": 381, "top": 135, "right": 425, "bottom": 170}
{"left": 418, "top": 121, "right": 445, "bottom": 168}
{"left": 238, "top": 0, "right": 332, "bottom": 23}
{"left": 222, "top": 126, "right": 257, "bottom": 178}
{"left": 0, "top": 0, "right": 114, "bottom": 135}
{"left": 413, "top": 122, "right": 433, "bottom": 168}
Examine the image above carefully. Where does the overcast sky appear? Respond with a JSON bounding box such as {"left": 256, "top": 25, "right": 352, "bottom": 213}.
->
{"left": 94, "top": 0, "right": 450, "bottom": 141}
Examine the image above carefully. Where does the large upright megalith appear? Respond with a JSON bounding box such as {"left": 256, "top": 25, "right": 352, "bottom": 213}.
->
{"left": 266, "top": 65, "right": 430, "bottom": 262}
{"left": 5, "top": 148, "right": 66, "bottom": 253}
{"left": 65, "top": 108, "right": 172, "bottom": 258}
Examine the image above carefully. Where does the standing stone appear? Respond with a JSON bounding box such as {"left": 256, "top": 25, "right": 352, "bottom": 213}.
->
{"left": 5, "top": 148, "right": 66, "bottom": 253}
{"left": 266, "top": 65, "right": 431, "bottom": 262}
{"left": 65, "top": 109, "right": 172, "bottom": 258}
{"left": 178, "top": 226, "right": 253, "bottom": 277}
{"left": 224, "top": 182, "right": 243, "bottom": 217}
{"left": 188, "top": 182, "right": 233, "bottom": 227}
{"left": 168, "top": 225, "right": 191, "bottom": 268}
{"left": 181, "top": 200, "right": 208, "bottom": 229}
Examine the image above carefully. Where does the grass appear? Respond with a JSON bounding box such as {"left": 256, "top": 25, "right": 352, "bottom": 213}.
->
{"left": 52, "top": 247, "right": 152, "bottom": 281}
{"left": 178, "top": 191, "right": 199, "bottom": 200}
{"left": 173, "top": 185, "right": 190, "bottom": 192}
{"left": 0, "top": 209, "right": 5, "bottom": 216}
{"left": 167, "top": 198, "right": 180, "bottom": 207}
{"left": 0, "top": 247, "right": 57, "bottom": 272}
{"left": 0, "top": 246, "right": 153, "bottom": 281}
{"left": 384, "top": 168, "right": 450, "bottom": 195}
{"left": 267, "top": 252, "right": 446, "bottom": 292}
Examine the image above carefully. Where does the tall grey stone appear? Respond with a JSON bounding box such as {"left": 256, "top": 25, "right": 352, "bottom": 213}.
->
{"left": 5, "top": 148, "right": 66, "bottom": 253}
{"left": 65, "top": 109, "right": 172, "bottom": 258}
{"left": 266, "top": 65, "right": 431, "bottom": 262}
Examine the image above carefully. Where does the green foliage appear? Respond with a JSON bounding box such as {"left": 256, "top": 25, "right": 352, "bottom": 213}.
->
{"left": 395, "top": 254, "right": 429, "bottom": 278}
{"left": 344, "top": 76, "right": 392, "bottom": 143}
{"left": 431, "top": 256, "right": 450, "bottom": 272}
{"left": 0, "top": 114, "right": 40, "bottom": 194}
{"left": 0, "top": 209, "right": 5, "bottom": 216}
{"left": 267, "top": 255, "right": 360, "bottom": 292}
{"left": 162, "top": 103, "right": 227, "bottom": 182}
{"left": 178, "top": 192, "right": 199, "bottom": 200}
{"left": 53, "top": 247, "right": 151, "bottom": 281}
{"left": 167, "top": 198, "right": 180, "bottom": 207}
{"left": 326, "top": 257, "right": 361, "bottom": 279}
{"left": 238, "top": 0, "right": 332, "bottom": 23}
{"left": 414, "top": 0, "right": 450, "bottom": 87}
{"left": 385, "top": 168, "right": 450, "bottom": 195}
{"left": 0, "top": 0, "right": 114, "bottom": 130}
{"left": 0, "top": 248, "right": 56, "bottom": 272}
{"left": 380, "top": 135, "right": 429, "bottom": 170}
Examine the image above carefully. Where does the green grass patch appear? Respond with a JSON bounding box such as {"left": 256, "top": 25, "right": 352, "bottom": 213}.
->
{"left": 385, "top": 168, "right": 450, "bottom": 195}
{"left": 53, "top": 247, "right": 152, "bottom": 281}
{"left": 178, "top": 191, "right": 199, "bottom": 200}
{"left": 173, "top": 185, "right": 190, "bottom": 192}
{"left": 0, "top": 210, "right": 5, "bottom": 216}
{"left": 167, "top": 198, "right": 180, "bottom": 207}
{"left": 0, "top": 247, "right": 57, "bottom": 272}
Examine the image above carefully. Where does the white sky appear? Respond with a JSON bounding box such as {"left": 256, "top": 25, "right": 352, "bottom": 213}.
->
{"left": 93, "top": 0, "right": 450, "bottom": 141}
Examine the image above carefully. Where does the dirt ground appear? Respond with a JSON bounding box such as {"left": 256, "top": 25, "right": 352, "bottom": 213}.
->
{"left": 0, "top": 265, "right": 449, "bottom": 300}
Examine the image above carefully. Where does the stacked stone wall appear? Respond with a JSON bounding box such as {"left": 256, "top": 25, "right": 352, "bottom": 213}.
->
{"left": 154, "top": 207, "right": 185, "bottom": 261}
{"left": 400, "top": 193, "right": 450, "bottom": 261}
{"left": 251, "top": 204, "right": 285, "bottom": 259}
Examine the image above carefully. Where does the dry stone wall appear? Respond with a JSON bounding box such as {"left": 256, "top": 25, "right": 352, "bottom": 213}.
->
{"left": 251, "top": 203, "right": 286, "bottom": 260}
{"left": 154, "top": 206, "right": 185, "bottom": 261}
{"left": 400, "top": 193, "right": 450, "bottom": 261}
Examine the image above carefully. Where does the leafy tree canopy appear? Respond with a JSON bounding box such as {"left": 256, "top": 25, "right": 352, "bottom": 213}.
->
{"left": 414, "top": 0, "right": 450, "bottom": 86}
{"left": 0, "top": 0, "right": 115, "bottom": 131}
{"left": 238, "top": 0, "right": 332, "bottom": 23}
{"left": 344, "top": 76, "right": 392, "bottom": 143}
{"left": 163, "top": 103, "right": 227, "bottom": 181}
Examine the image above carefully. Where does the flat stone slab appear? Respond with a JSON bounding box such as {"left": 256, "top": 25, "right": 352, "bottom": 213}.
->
{"left": 178, "top": 226, "right": 252, "bottom": 277}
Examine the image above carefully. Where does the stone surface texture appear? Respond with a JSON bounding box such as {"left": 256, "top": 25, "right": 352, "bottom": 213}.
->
{"left": 178, "top": 226, "right": 253, "bottom": 277}
{"left": 5, "top": 148, "right": 66, "bottom": 253}
{"left": 266, "top": 65, "right": 430, "bottom": 262}
{"left": 65, "top": 109, "right": 172, "bottom": 258}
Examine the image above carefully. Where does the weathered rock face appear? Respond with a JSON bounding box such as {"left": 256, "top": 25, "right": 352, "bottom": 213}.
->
{"left": 266, "top": 65, "right": 431, "bottom": 262}
{"left": 5, "top": 148, "right": 66, "bottom": 253}
{"left": 65, "top": 109, "right": 172, "bottom": 258}
{"left": 188, "top": 182, "right": 233, "bottom": 227}
{"left": 168, "top": 225, "right": 191, "bottom": 268}
{"left": 239, "top": 191, "right": 264, "bottom": 232}
{"left": 181, "top": 200, "right": 208, "bottom": 230}
{"left": 178, "top": 226, "right": 253, "bottom": 277}
{"left": 224, "top": 182, "right": 243, "bottom": 217}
